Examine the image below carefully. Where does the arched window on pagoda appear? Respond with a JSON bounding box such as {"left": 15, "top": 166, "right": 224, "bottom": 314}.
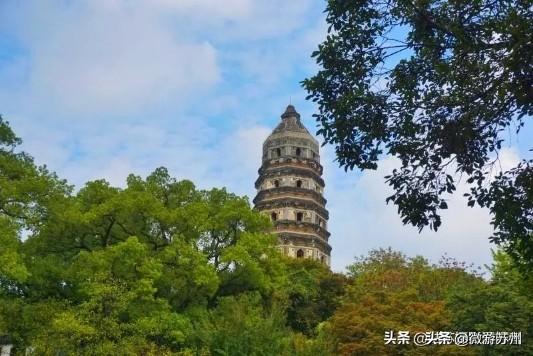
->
{"left": 296, "top": 249, "right": 304, "bottom": 258}
{"left": 271, "top": 212, "right": 277, "bottom": 221}
{"left": 296, "top": 212, "right": 303, "bottom": 222}
{"left": 296, "top": 179, "right": 302, "bottom": 188}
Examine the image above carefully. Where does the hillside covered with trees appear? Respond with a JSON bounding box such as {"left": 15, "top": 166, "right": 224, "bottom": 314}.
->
{"left": 1, "top": 117, "right": 531, "bottom": 355}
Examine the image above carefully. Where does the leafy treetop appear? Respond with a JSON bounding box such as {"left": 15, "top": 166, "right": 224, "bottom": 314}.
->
{"left": 303, "top": 0, "right": 532, "bottom": 270}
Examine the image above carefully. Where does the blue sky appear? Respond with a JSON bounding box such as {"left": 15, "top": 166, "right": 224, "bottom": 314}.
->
{"left": 0, "top": 0, "right": 530, "bottom": 272}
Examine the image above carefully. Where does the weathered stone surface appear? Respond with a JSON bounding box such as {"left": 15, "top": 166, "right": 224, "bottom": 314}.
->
{"left": 254, "top": 105, "right": 332, "bottom": 266}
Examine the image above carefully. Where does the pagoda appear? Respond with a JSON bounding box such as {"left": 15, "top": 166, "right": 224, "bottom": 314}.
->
{"left": 253, "top": 105, "right": 331, "bottom": 265}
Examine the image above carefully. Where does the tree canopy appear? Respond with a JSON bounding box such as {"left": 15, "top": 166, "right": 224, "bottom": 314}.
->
{"left": 0, "top": 117, "right": 531, "bottom": 354}
{"left": 303, "top": 0, "right": 532, "bottom": 270}
{"left": 321, "top": 248, "right": 531, "bottom": 355}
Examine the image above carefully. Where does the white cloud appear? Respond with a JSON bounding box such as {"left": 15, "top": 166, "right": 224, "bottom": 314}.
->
{"left": 0, "top": 0, "right": 322, "bottom": 118}
{"left": 1, "top": 1, "right": 220, "bottom": 115}
{"left": 149, "top": 0, "right": 252, "bottom": 20}
{"left": 172, "top": 0, "right": 314, "bottom": 41}
{"left": 212, "top": 125, "right": 271, "bottom": 197}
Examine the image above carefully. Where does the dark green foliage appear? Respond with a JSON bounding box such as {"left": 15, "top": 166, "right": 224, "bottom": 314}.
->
{"left": 448, "top": 251, "right": 533, "bottom": 355}
{"left": 198, "top": 293, "right": 290, "bottom": 355}
{"left": 303, "top": 0, "right": 532, "bottom": 269}
{"left": 468, "top": 162, "right": 533, "bottom": 270}
{"left": 285, "top": 259, "right": 346, "bottom": 335}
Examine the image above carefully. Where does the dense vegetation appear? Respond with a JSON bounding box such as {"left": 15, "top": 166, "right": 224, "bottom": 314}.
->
{"left": 0, "top": 116, "right": 531, "bottom": 355}
{"left": 303, "top": 0, "right": 532, "bottom": 270}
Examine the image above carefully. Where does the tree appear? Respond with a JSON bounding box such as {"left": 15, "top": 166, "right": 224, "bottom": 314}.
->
{"left": 0, "top": 117, "right": 294, "bottom": 353}
{"left": 447, "top": 251, "right": 533, "bottom": 355}
{"left": 285, "top": 259, "right": 346, "bottom": 336}
{"left": 11, "top": 170, "right": 288, "bottom": 352}
{"left": 323, "top": 248, "right": 482, "bottom": 355}
{"left": 192, "top": 292, "right": 291, "bottom": 356}
{"left": 0, "top": 217, "right": 28, "bottom": 284}
{"left": 0, "top": 116, "right": 70, "bottom": 288}
{"left": 303, "top": 0, "right": 533, "bottom": 269}
{"left": 0, "top": 116, "right": 70, "bottom": 228}
{"left": 29, "top": 237, "right": 191, "bottom": 355}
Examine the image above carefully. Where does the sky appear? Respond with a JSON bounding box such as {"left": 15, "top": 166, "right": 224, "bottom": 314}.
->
{"left": 0, "top": 0, "right": 530, "bottom": 272}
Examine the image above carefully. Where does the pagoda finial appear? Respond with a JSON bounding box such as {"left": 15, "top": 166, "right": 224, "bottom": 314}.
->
{"left": 281, "top": 104, "right": 300, "bottom": 119}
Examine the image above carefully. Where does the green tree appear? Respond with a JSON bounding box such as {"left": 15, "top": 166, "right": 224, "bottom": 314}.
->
{"left": 285, "top": 259, "right": 346, "bottom": 335}
{"left": 0, "top": 117, "right": 285, "bottom": 353}
{"left": 16, "top": 173, "right": 287, "bottom": 352}
{"left": 0, "top": 116, "right": 291, "bottom": 353}
{"left": 448, "top": 251, "right": 533, "bottom": 355}
{"left": 0, "top": 116, "right": 70, "bottom": 228}
{"left": 0, "top": 116, "right": 69, "bottom": 288}
{"left": 0, "top": 217, "right": 28, "bottom": 284}
{"left": 30, "top": 237, "right": 190, "bottom": 355}
{"left": 303, "top": 0, "right": 532, "bottom": 269}
{"left": 191, "top": 292, "right": 290, "bottom": 356}
{"left": 0, "top": 116, "right": 71, "bottom": 352}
